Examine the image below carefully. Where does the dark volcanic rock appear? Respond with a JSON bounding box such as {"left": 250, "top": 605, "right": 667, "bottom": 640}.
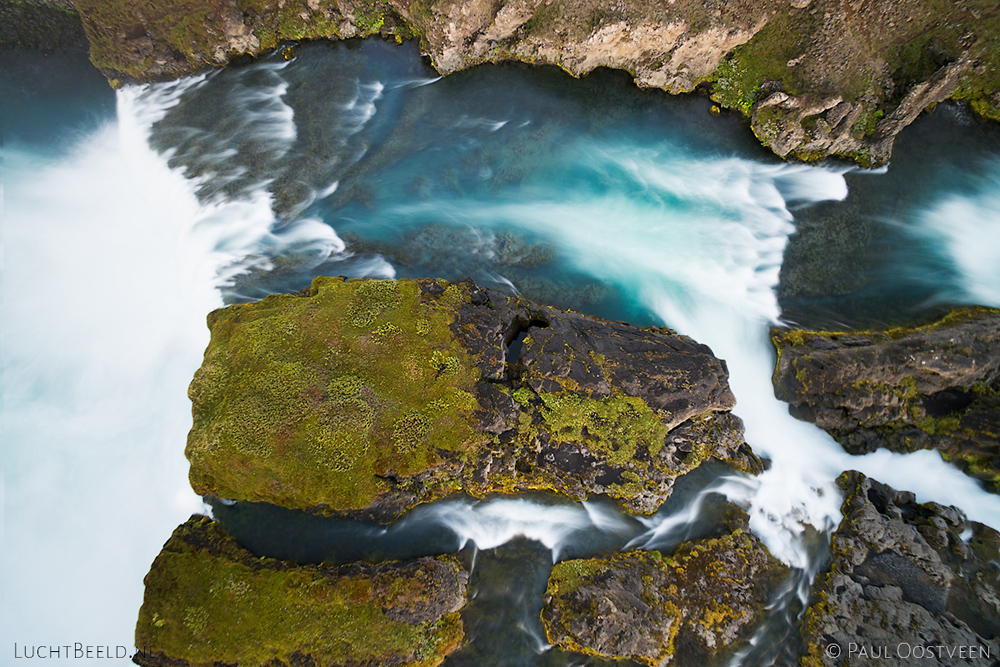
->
{"left": 771, "top": 308, "right": 1000, "bottom": 490}
{"left": 541, "top": 519, "right": 789, "bottom": 666}
{"left": 187, "top": 276, "right": 755, "bottom": 521}
{"left": 800, "top": 472, "right": 1000, "bottom": 666}
{"left": 134, "top": 515, "right": 468, "bottom": 667}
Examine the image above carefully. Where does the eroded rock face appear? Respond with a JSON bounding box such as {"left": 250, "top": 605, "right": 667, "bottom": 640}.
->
{"left": 186, "top": 276, "right": 754, "bottom": 521}
{"left": 771, "top": 308, "right": 1000, "bottom": 491}
{"left": 800, "top": 472, "right": 1000, "bottom": 666}
{"left": 541, "top": 523, "right": 789, "bottom": 666}
{"left": 72, "top": 0, "right": 1000, "bottom": 165}
{"left": 133, "top": 515, "right": 468, "bottom": 667}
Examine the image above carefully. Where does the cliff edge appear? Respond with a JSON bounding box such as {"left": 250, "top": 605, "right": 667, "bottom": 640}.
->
{"left": 69, "top": 0, "right": 1000, "bottom": 165}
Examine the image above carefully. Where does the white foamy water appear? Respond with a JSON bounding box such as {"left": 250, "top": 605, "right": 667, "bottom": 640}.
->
{"left": 911, "top": 157, "right": 1000, "bottom": 307}
{"left": 424, "top": 497, "right": 636, "bottom": 561}
{"left": 627, "top": 476, "right": 758, "bottom": 551}
{"left": 1, "top": 76, "right": 347, "bottom": 651}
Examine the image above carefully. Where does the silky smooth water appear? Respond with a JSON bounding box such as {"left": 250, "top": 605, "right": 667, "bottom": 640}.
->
{"left": 3, "top": 39, "right": 1000, "bottom": 666}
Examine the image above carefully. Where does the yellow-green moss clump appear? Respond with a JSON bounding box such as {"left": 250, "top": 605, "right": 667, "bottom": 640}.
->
{"left": 538, "top": 392, "right": 669, "bottom": 464}
{"left": 186, "top": 276, "right": 486, "bottom": 514}
{"left": 542, "top": 530, "right": 788, "bottom": 667}
{"left": 135, "top": 516, "right": 466, "bottom": 667}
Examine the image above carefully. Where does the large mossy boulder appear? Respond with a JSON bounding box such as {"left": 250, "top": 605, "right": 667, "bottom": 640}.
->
{"left": 186, "top": 276, "right": 756, "bottom": 521}
{"left": 540, "top": 523, "right": 789, "bottom": 666}
{"left": 771, "top": 308, "right": 1000, "bottom": 491}
{"left": 134, "top": 516, "right": 468, "bottom": 667}
{"left": 800, "top": 472, "right": 1000, "bottom": 666}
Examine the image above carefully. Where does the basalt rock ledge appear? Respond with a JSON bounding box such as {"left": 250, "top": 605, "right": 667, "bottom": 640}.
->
{"left": 541, "top": 511, "right": 789, "bottom": 666}
{"left": 800, "top": 471, "right": 1000, "bottom": 666}
{"left": 771, "top": 307, "right": 1000, "bottom": 492}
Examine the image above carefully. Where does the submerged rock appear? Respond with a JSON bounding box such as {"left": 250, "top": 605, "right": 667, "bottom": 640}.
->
{"left": 771, "top": 308, "right": 1000, "bottom": 491}
{"left": 0, "top": 0, "right": 87, "bottom": 52}
{"left": 71, "top": 0, "right": 1000, "bottom": 165}
{"left": 187, "top": 276, "right": 755, "bottom": 521}
{"left": 541, "top": 520, "right": 789, "bottom": 666}
{"left": 800, "top": 471, "right": 1000, "bottom": 666}
{"left": 133, "top": 515, "right": 468, "bottom": 667}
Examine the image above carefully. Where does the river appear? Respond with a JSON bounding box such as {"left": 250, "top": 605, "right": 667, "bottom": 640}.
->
{"left": 2, "top": 38, "right": 999, "bottom": 665}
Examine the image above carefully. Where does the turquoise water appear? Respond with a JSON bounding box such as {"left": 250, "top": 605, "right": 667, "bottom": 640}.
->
{"left": 3, "top": 39, "right": 1000, "bottom": 665}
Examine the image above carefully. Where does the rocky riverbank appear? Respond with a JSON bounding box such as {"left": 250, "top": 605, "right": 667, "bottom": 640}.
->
{"left": 536, "top": 472, "right": 1000, "bottom": 667}
{"left": 135, "top": 279, "right": 1000, "bottom": 665}
{"left": 62, "top": 0, "right": 1000, "bottom": 166}
{"left": 771, "top": 307, "right": 1000, "bottom": 491}
{"left": 187, "top": 276, "right": 757, "bottom": 521}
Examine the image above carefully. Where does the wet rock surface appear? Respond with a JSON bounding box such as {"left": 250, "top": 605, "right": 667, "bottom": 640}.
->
{"left": 72, "top": 0, "right": 1000, "bottom": 165}
{"left": 541, "top": 516, "right": 789, "bottom": 666}
{"left": 186, "top": 276, "right": 754, "bottom": 521}
{"left": 133, "top": 515, "right": 468, "bottom": 667}
{"left": 800, "top": 471, "right": 1000, "bottom": 666}
{"left": 772, "top": 308, "right": 1000, "bottom": 491}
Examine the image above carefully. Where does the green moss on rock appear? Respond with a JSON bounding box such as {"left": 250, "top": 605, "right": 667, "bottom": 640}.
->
{"left": 187, "top": 277, "right": 485, "bottom": 514}
{"left": 538, "top": 390, "right": 669, "bottom": 464}
{"left": 771, "top": 307, "right": 1000, "bottom": 492}
{"left": 0, "top": 0, "right": 87, "bottom": 51}
{"left": 134, "top": 516, "right": 467, "bottom": 667}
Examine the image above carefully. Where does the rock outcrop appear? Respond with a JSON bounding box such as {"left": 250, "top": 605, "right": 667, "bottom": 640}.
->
{"left": 70, "top": 0, "right": 1000, "bottom": 165}
{"left": 0, "top": 0, "right": 87, "bottom": 51}
{"left": 772, "top": 308, "right": 1000, "bottom": 491}
{"left": 134, "top": 515, "right": 468, "bottom": 667}
{"left": 187, "top": 276, "right": 756, "bottom": 521}
{"left": 541, "top": 519, "right": 789, "bottom": 666}
{"left": 800, "top": 472, "right": 1000, "bottom": 666}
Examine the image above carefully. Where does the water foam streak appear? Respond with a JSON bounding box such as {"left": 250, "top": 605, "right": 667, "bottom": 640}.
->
{"left": 425, "top": 497, "right": 636, "bottom": 561}
{"left": 910, "top": 157, "right": 1000, "bottom": 307}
